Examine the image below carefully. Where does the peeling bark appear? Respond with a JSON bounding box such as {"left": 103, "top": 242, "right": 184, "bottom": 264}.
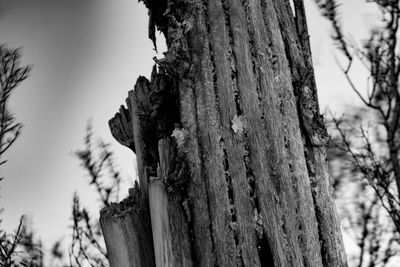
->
{"left": 101, "top": 0, "right": 347, "bottom": 266}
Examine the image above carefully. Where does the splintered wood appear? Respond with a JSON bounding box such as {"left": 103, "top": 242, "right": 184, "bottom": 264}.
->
{"left": 101, "top": 0, "right": 347, "bottom": 266}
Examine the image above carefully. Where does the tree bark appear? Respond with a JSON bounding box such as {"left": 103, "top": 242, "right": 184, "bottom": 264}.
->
{"left": 101, "top": 0, "right": 347, "bottom": 266}
{"left": 100, "top": 187, "right": 155, "bottom": 267}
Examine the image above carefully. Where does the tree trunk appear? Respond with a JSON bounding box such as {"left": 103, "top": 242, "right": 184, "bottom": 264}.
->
{"left": 101, "top": 0, "right": 347, "bottom": 266}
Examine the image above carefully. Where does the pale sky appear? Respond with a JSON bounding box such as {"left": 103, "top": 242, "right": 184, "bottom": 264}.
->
{"left": 0, "top": 0, "right": 379, "bottom": 260}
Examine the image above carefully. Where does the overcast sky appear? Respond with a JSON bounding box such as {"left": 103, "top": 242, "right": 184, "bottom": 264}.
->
{"left": 0, "top": 0, "right": 379, "bottom": 258}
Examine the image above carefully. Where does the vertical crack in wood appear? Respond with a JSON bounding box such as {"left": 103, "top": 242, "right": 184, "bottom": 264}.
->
{"left": 274, "top": 0, "right": 348, "bottom": 266}
{"left": 257, "top": 2, "right": 314, "bottom": 265}
{"left": 203, "top": 0, "right": 266, "bottom": 265}
{"left": 179, "top": 78, "right": 216, "bottom": 266}
{"left": 239, "top": 0, "right": 293, "bottom": 265}
{"left": 248, "top": 0, "right": 325, "bottom": 265}
{"left": 190, "top": 1, "right": 239, "bottom": 265}
{"left": 155, "top": 2, "right": 218, "bottom": 264}
{"left": 221, "top": 0, "right": 289, "bottom": 265}
{"left": 203, "top": 0, "right": 248, "bottom": 265}
{"left": 240, "top": 0, "right": 264, "bottom": 118}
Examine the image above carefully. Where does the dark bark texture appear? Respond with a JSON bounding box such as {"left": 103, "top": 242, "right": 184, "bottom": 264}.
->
{"left": 101, "top": 0, "right": 347, "bottom": 266}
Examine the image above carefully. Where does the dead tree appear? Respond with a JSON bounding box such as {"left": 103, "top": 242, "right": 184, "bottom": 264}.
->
{"left": 100, "top": 0, "right": 347, "bottom": 266}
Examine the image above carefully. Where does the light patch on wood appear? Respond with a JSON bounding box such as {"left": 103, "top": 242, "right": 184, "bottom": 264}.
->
{"left": 149, "top": 170, "right": 174, "bottom": 267}
{"left": 171, "top": 128, "right": 187, "bottom": 148}
{"left": 231, "top": 114, "right": 246, "bottom": 136}
{"left": 289, "top": 0, "right": 295, "bottom": 14}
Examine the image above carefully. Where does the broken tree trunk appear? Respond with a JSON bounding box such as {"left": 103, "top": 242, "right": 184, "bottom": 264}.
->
{"left": 103, "top": 67, "right": 192, "bottom": 267}
{"left": 101, "top": 0, "right": 347, "bottom": 266}
{"left": 149, "top": 177, "right": 173, "bottom": 267}
{"left": 100, "top": 186, "right": 155, "bottom": 267}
